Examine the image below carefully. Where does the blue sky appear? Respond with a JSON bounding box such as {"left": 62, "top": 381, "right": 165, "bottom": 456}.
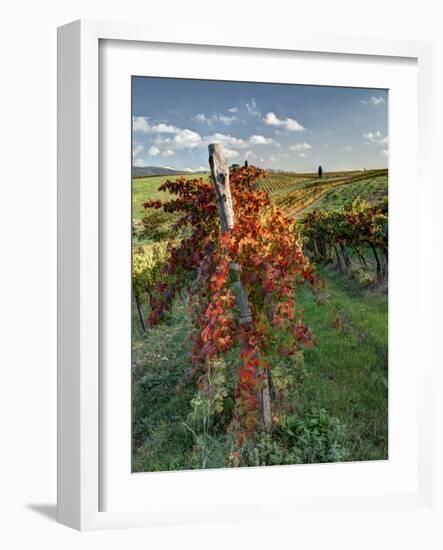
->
{"left": 132, "top": 77, "right": 388, "bottom": 172}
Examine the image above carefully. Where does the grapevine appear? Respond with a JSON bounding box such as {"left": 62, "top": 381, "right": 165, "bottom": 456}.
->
{"left": 299, "top": 199, "right": 388, "bottom": 276}
{"left": 144, "top": 166, "right": 318, "bottom": 444}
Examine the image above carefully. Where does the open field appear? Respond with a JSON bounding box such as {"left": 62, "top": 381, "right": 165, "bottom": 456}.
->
{"left": 133, "top": 169, "right": 388, "bottom": 228}
{"left": 303, "top": 173, "right": 388, "bottom": 213}
{"left": 258, "top": 169, "right": 388, "bottom": 218}
{"left": 132, "top": 174, "right": 210, "bottom": 219}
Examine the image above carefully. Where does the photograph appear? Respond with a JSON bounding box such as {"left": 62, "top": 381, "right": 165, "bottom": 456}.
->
{"left": 1, "top": 0, "right": 436, "bottom": 541}
{"left": 131, "top": 76, "right": 389, "bottom": 472}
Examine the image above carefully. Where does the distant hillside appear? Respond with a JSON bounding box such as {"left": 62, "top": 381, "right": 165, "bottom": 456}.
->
{"left": 132, "top": 166, "right": 207, "bottom": 177}
{"left": 303, "top": 172, "right": 388, "bottom": 214}
{"left": 258, "top": 169, "right": 388, "bottom": 218}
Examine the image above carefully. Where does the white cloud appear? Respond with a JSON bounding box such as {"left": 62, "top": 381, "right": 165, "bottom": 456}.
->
{"left": 181, "top": 166, "right": 207, "bottom": 172}
{"left": 249, "top": 134, "right": 274, "bottom": 145}
{"left": 246, "top": 98, "right": 261, "bottom": 117}
{"left": 344, "top": 145, "right": 353, "bottom": 151}
{"left": 150, "top": 122, "right": 179, "bottom": 133}
{"left": 224, "top": 148, "right": 239, "bottom": 159}
{"left": 218, "top": 114, "right": 239, "bottom": 126}
{"left": 245, "top": 150, "right": 257, "bottom": 159}
{"left": 133, "top": 116, "right": 190, "bottom": 137}
{"left": 133, "top": 158, "right": 146, "bottom": 167}
{"left": 264, "top": 112, "right": 304, "bottom": 132}
{"left": 154, "top": 128, "right": 203, "bottom": 153}
{"left": 228, "top": 107, "right": 239, "bottom": 113}
{"left": 133, "top": 142, "right": 144, "bottom": 157}
{"left": 206, "top": 132, "right": 247, "bottom": 149}
{"left": 172, "top": 128, "right": 202, "bottom": 148}
{"left": 381, "top": 149, "right": 389, "bottom": 157}
{"left": 147, "top": 146, "right": 175, "bottom": 158}
{"left": 194, "top": 113, "right": 215, "bottom": 126}
{"left": 361, "top": 96, "right": 386, "bottom": 106}
{"left": 194, "top": 113, "right": 208, "bottom": 124}
{"left": 298, "top": 153, "right": 306, "bottom": 158}
{"left": 206, "top": 132, "right": 274, "bottom": 150}
{"left": 363, "top": 130, "right": 388, "bottom": 145}
{"left": 289, "top": 142, "right": 312, "bottom": 152}
{"left": 194, "top": 112, "right": 240, "bottom": 126}
{"left": 269, "top": 152, "right": 289, "bottom": 162}
{"left": 133, "top": 116, "right": 151, "bottom": 133}
{"left": 135, "top": 115, "right": 276, "bottom": 159}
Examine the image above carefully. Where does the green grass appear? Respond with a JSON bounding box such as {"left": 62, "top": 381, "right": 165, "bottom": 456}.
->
{"left": 264, "top": 170, "right": 387, "bottom": 218}
{"left": 132, "top": 266, "right": 388, "bottom": 471}
{"left": 304, "top": 174, "right": 388, "bottom": 213}
{"left": 131, "top": 169, "right": 388, "bottom": 471}
{"left": 258, "top": 172, "right": 314, "bottom": 195}
{"left": 132, "top": 171, "right": 387, "bottom": 220}
{"left": 132, "top": 301, "right": 196, "bottom": 471}
{"left": 132, "top": 174, "right": 209, "bottom": 219}
{"left": 298, "top": 266, "right": 388, "bottom": 461}
{"left": 132, "top": 174, "right": 210, "bottom": 245}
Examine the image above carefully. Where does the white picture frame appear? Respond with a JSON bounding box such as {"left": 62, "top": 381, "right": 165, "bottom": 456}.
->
{"left": 57, "top": 19, "right": 434, "bottom": 531}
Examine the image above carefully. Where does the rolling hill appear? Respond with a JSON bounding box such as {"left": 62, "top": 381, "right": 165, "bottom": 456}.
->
{"left": 132, "top": 166, "right": 207, "bottom": 177}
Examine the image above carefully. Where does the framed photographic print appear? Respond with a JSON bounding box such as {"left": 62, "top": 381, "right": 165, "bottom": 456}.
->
{"left": 57, "top": 19, "right": 434, "bottom": 530}
{"left": 130, "top": 76, "right": 390, "bottom": 473}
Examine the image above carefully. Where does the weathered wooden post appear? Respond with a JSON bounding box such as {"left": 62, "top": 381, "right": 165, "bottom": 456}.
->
{"left": 134, "top": 295, "right": 146, "bottom": 333}
{"left": 208, "top": 143, "right": 272, "bottom": 431}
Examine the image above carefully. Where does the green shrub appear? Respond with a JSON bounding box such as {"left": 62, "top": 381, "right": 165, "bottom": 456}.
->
{"left": 241, "top": 408, "right": 348, "bottom": 467}
{"left": 139, "top": 209, "right": 173, "bottom": 242}
{"left": 244, "top": 433, "right": 295, "bottom": 467}
{"left": 281, "top": 407, "right": 349, "bottom": 463}
{"left": 349, "top": 265, "right": 375, "bottom": 286}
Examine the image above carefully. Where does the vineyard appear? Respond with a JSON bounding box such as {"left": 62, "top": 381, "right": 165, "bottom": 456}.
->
{"left": 259, "top": 169, "right": 388, "bottom": 218}
{"left": 132, "top": 160, "right": 388, "bottom": 471}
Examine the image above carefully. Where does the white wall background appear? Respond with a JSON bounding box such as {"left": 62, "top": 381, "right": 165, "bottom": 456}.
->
{"left": 0, "top": 0, "right": 441, "bottom": 547}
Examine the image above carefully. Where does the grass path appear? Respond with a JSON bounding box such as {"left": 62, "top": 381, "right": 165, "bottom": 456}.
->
{"left": 298, "top": 267, "right": 388, "bottom": 460}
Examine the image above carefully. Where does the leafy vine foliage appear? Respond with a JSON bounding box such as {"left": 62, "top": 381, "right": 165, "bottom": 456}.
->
{"left": 144, "top": 167, "right": 318, "bottom": 443}
{"left": 300, "top": 199, "right": 388, "bottom": 276}
{"left": 132, "top": 243, "right": 168, "bottom": 304}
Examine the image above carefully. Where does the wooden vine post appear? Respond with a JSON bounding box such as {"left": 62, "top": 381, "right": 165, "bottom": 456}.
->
{"left": 208, "top": 143, "right": 272, "bottom": 431}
